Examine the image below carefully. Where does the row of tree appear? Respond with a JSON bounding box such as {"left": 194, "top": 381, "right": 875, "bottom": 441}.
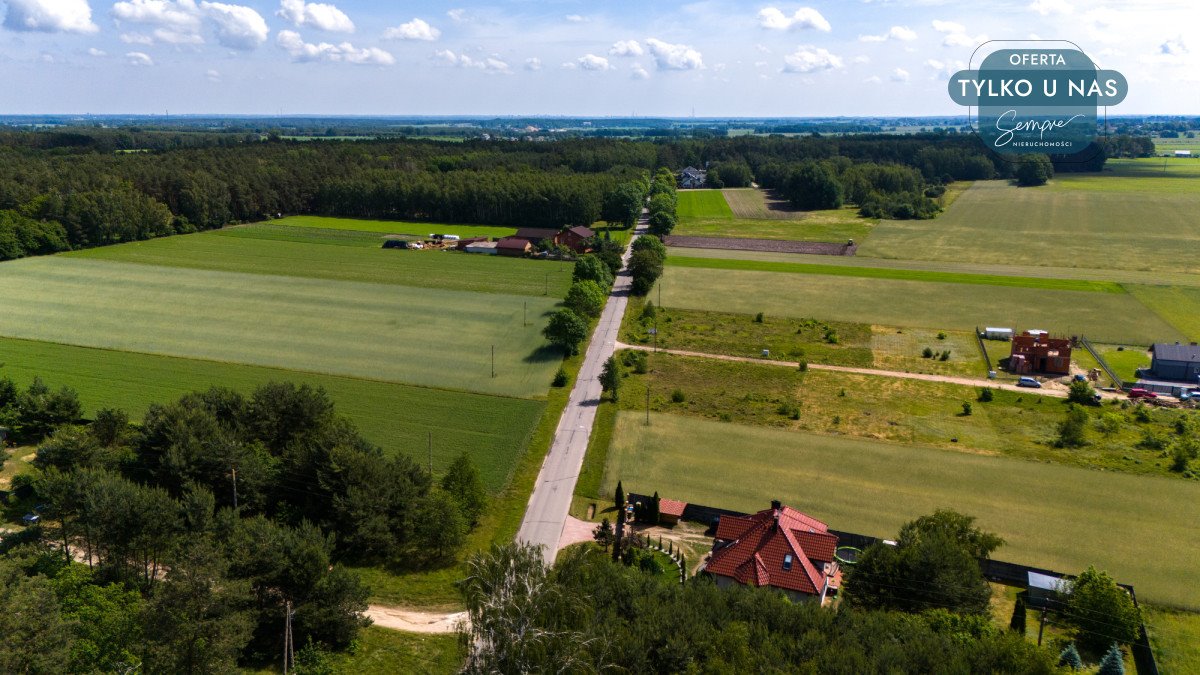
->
{"left": 1, "top": 377, "right": 490, "bottom": 670}
{"left": 646, "top": 168, "right": 678, "bottom": 236}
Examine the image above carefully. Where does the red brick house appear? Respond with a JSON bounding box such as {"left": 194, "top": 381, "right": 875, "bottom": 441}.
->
{"left": 495, "top": 237, "right": 532, "bottom": 257}
{"left": 703, "top": 500, "right": 841, "bottom": 603}
{"left": 558, "top": 225, "right": 595, "bottom": 253}
{"left": 1009, "top": 331, "right": 1073, "bottom": 375}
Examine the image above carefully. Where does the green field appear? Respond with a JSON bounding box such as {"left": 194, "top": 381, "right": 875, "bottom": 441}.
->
{"left": 1144, "top": 606, "right": 1200, "bottom": 674}
{"left": 604, "top": 411, "right": 1200, "bottom": 608}
{"left": 70, "top": 228, "right": 574, "bottom": 297}
{"left": 325, "top": 627, "right": 460, "bottom": 674}
{"left": 859, "top": 159, "right": 1200, "bottom": 273}
{"left": 1094, "top": 343, "right": 1152, "bottom": 382}
{"left": 1126, "top": 285, "right": 1200, "bottom": 342}
{"left": 666, "top": 255, "right": 1124, "bottom": 293}
{"left": 0, "top": 337, "right": 541, "bottom": 491}
{"left": 656, "top": 266, "right": 1183, "bottom": 345}
{"left": 675, "top": 189, "right": 874, "bottom": 243}
{"left": 0, "top": 257, "right": 561, "bottom": 398}
{"left": 272, "top": 215, "right": 518, "bottom": 239}
{"left": 1152, "top": 136, "right": 1200, "bottom": 155}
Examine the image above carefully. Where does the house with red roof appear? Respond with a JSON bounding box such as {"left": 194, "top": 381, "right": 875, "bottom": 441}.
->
{"left": 657, "top": 498, "right": 687, "bottom": 526}
{"left": 702, "top": 500, "right": 841, "bottom": 603}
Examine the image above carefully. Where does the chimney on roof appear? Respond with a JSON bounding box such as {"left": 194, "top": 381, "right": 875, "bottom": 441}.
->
{"left": 770, "top": 499, "right": 781, "bottom": 510}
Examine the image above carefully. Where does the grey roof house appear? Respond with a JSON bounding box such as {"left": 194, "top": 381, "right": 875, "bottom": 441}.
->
{"left": 678, "top": 166, "right": 707, "bottom": 189}
{"left": 1149, "top": 343, "right": 1200, "bottom": 383}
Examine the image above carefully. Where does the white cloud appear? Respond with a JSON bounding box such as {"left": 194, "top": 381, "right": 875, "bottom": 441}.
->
{"left": 864, "top": 75, "right": 882, "bottom": 84}
{"left": 924, "top": 57, "right": 965, "bottom": 80}
{"left": 851, "top": 55, "right": 870, "bottom": 64}
{"left": 126, "top": 51, "right": 154, "bottom": 65}
{"left": 758, "top": 7, "right": 830, "bottom": 32}
{"left": 609, "top": 39, "right": 643, "bottom": 57}
{"left": 205, "top": 68, "right": 220, "bottom": 80}
{"left": 383, "top": 18, "right": 439, "bottom": 41}
{"left": 576, "top": 53, "right": 611, "bottom": 71}
{"left": 565, "top": 14, "right": 585, "bottom": 22}
{"left": 446, "top": 8, "right": 465, "bottom": 23}
{"left": 644, "top": 38, "right": 703, "bottom": 70}
{"left": 276, "top": 0, "right": 354, "bottom": 33}
{"left": 942, "top": 31, "right": 987, "bottom": 47}
{"left": 120, "top": 33, "right": 154, "bottom": 44}
{"left": 112, "top": 0, "right": 201, "bottom": 31}
{"left": 890, "top": 67, "right": 909, "bottom": 82}
{"left": 524, "top": 57, "right": 541, "bottom": 71}
{"left": 432, "top": 48, "right": 510, "bottom": 74}
{"left": 1161, "top": 38, "right": 1188, "bottom": 56}
{"left": 4, "top": 0, "right": 98, "bottom": 33}
{"left": 200, "top": 2, "right": 269, "bottom": 49}
{"left": 859, "top": 25, "right": 917, "bottom": 42}
{"left": 931, "top": 20, "right": 965, "bottom": 34}
{"left": 276, "top": 29, "right": 394, "bottom": 64}
{"left": 1028, "top": 0, "right": 1073, "bottom": 16}
{"left": 87, "top": 47, "right": 106, "bottom": 56}
{"left": 782, "top": 45, "right": 841, "bottom": 73}
{"left": 631, "top": 64, "right": 649, "bottom": 79}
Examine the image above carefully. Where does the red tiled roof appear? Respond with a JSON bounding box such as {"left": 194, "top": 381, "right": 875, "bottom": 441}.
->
{"left": 706, "top": 504, "right": 838, "bottom": 597}
{"left": 565, "top": 225, "right": 595, "bottom": 239}
{"left": 659, "top": 498, "right": 687, "bottom": 517}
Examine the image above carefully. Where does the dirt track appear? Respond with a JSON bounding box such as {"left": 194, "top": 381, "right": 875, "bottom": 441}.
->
{"left": 365, "top": 606, "right": 467, "bottom": 634}
{"left": 663, "top": 235, "right": 856, "bottom": 256}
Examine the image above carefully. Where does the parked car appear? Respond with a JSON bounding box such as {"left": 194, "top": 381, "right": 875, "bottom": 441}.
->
{"left": 1128, "top": 388, "right": 1158, "bottom": 400}
{"left": 1017, "top": 377, "right": 1042, "bottom": 388}
{"left": 1073, "top": 374, "right": 1087, "bottom": 382}
{"left": 21, "top": 513, "right": 39, "bottom": 525}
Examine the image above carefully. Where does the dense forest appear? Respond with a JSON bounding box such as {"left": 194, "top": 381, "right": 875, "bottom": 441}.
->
{"left": 0, "top": 129, "right": 1149, "bottom": 261}
{"left": 0, "top": 376, "right": 488, "bottom": 671}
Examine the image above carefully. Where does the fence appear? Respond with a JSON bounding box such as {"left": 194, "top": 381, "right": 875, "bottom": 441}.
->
{"left": 1080, "top": 335, "right": 1129, "bottom": 390}
{"left": 974, "top": 326, "right": 994, "bottom": 374}
{"left": 639, "top": 494, "right": 1158, "bottom": 674}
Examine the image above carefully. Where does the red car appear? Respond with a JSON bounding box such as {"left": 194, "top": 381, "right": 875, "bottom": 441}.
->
{"left": 1128, "top": 388, "right": 1158, "bottom": 400}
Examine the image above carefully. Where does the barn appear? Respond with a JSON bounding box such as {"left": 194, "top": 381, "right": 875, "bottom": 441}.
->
{"left": 1149, "top": 343, "right": 1200, "bottom": 383}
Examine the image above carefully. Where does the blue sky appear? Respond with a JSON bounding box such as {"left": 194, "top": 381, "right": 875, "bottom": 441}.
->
{"left": 0, "top": 0, "right": 1195, "bottom": 115}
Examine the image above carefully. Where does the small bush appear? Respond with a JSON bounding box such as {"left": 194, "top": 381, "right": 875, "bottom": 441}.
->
{"left": 798, "top": 361, "right": 808, "bottom": 372}
{"left": 937, "top": 332, "right": 947, "bottom": 340}
{"left": 832, "top": 415, "right": 841, "bottom": 425}
{"left": 552, "top": 368, "right": 569, "bottom": 387}
{"left": 1133, "top": 406, "right": 1152, "bottom": 423}
{"left": 1097, "top": 412, "right": 1122, "bottom": 435}
{"left": 824, "top": 330, "right": 839, "bottom": 344}
{"left": 641, "top": 301, "right": 657, "bottom": 320}
{"left": 671, "top": 389, "right": 686, "bottom": 403}
{"left": 1139, "top": 429, "right": 1168, "bottom": 450}
{"left": 939, "top": 350, "right": 951, "bottom": 361}
{"left": 754, "top": 312, "right": 764, "bottom": 323}
{"left": 922, "top": 347, "right": 934, "bottom": 358}
{"left": 961, "top": 402, "right": 973, "bottom": 416}
{"left": 978, "top": 388, "right": 994, "bottom": 402}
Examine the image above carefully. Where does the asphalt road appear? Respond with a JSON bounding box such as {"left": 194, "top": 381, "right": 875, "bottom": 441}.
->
{"left": 516, "top": 219, "right": 644, "bottom": 565}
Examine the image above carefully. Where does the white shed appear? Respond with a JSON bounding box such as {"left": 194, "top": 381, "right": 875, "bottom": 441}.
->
{"left": 464, "top": 241, "right": 499, "bottom": 255}
{"left": 1174, "top": 150, "right": 1192, "bottom": 157}
{"left": 984, "top": 327, "right": 1014, "bottom": 341}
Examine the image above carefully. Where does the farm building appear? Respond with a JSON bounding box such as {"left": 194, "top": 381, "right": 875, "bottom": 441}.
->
{"left": 703, "top": 500, "right": 841, "bottom": 603}
{"left": 495, "top": 237, "right": 532, "bottom": 257}
{"left": 1009, "top": 331, "right": 1072, "bottom": 375}
{"left": 455, "top": 236, "right": 491, "bottom": 250}
{"left": 1148, "top": 343, "right": 1200, "bottom": 383}
{"left": 559, "top": 225, "right": 595, "bottom": 253}
{"left": 678, "top": 166, "right": 707, "bottom": 189}
{"left": 1174, "top": 150, "right": 1192, "bottom": 157}
{"left": 984, "top": 327, "right": 1014, "bottom": 341}
{"left": 514, "top": 228, "right": 560, "bottom": 245}
{"left": 463, "top": 240, "right": 498, "bottom": 255}
{"left": 658, "top": 498, "right": 687, "bottom": 526}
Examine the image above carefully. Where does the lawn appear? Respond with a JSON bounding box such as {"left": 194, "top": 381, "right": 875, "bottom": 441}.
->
{"left": 859, "top": 159, "right": 1200, "bottom": 273}
{"left": 869, "top": 327, "right": 986, "bottom": 378}
{"left": 1126, "top": 285, "right": 1200, "bottom": 342}
{"left": 665, "top": 255, "right": 1125, "bottom": 294}
{"left": 611, "top": 351, "right": 1196, "bottom": 479}
{"left": 326, "top": 627, "right": 461, "bottom": 674}
{"left": 675, "top": 189, "right": 874, "bottom": 243}
{"left": 272, "top": 214, "right": 518, "bottom": 239}
{"left": 1144, "top": 606, "right": 1200, "bottom": 673}
{"left": 656, "top": 266, "right": 1183, "bottom": 346}
{"left": 603, "top": 411, "right": 1200, "bottom": 608}
{"left": 1093, "top": 343, "right": 1152, "bottom": 382}
{"left": 70, "top": 228, "right": 575, "bottom": 297}
{"left": 0, "top": 337, "right": 543, "bottom": 492}
{"left": 0, "top": 257, "right": 561, "bottom": 398}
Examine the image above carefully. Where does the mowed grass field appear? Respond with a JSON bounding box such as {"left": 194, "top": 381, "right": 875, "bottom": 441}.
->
{"left": 1126, "top": 285, "right": 1200, "bottom": 341}
{"left": 675, "top": 189, "right": 874, "bottom": 243}
{"left": 656, "top": 266, "right": 1183, "bottom": 345}
{"left": 604, "top": 412, "right": 1200, "bottom": 608}
{"left": 859, "top": 159, "right": 1200, "bottom": 273}
{"left": 71, "top": 226, "right": 574, "bottom": 297}
{"left": 0, "top": 256, "right": 561, "bottom": 398}
{"left": 272, "top": 215, "right": 519, "bottom": 239}
{"left": 0, "top": 337, "right": 542, "bottom": 491}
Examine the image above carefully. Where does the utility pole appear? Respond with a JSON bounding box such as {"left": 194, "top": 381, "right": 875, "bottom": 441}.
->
{"left": 283, "top": 600, "right": 293, "bottom": 674}
{"left": 1037, "top": 608, "right": 1046, "bottom": 646}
